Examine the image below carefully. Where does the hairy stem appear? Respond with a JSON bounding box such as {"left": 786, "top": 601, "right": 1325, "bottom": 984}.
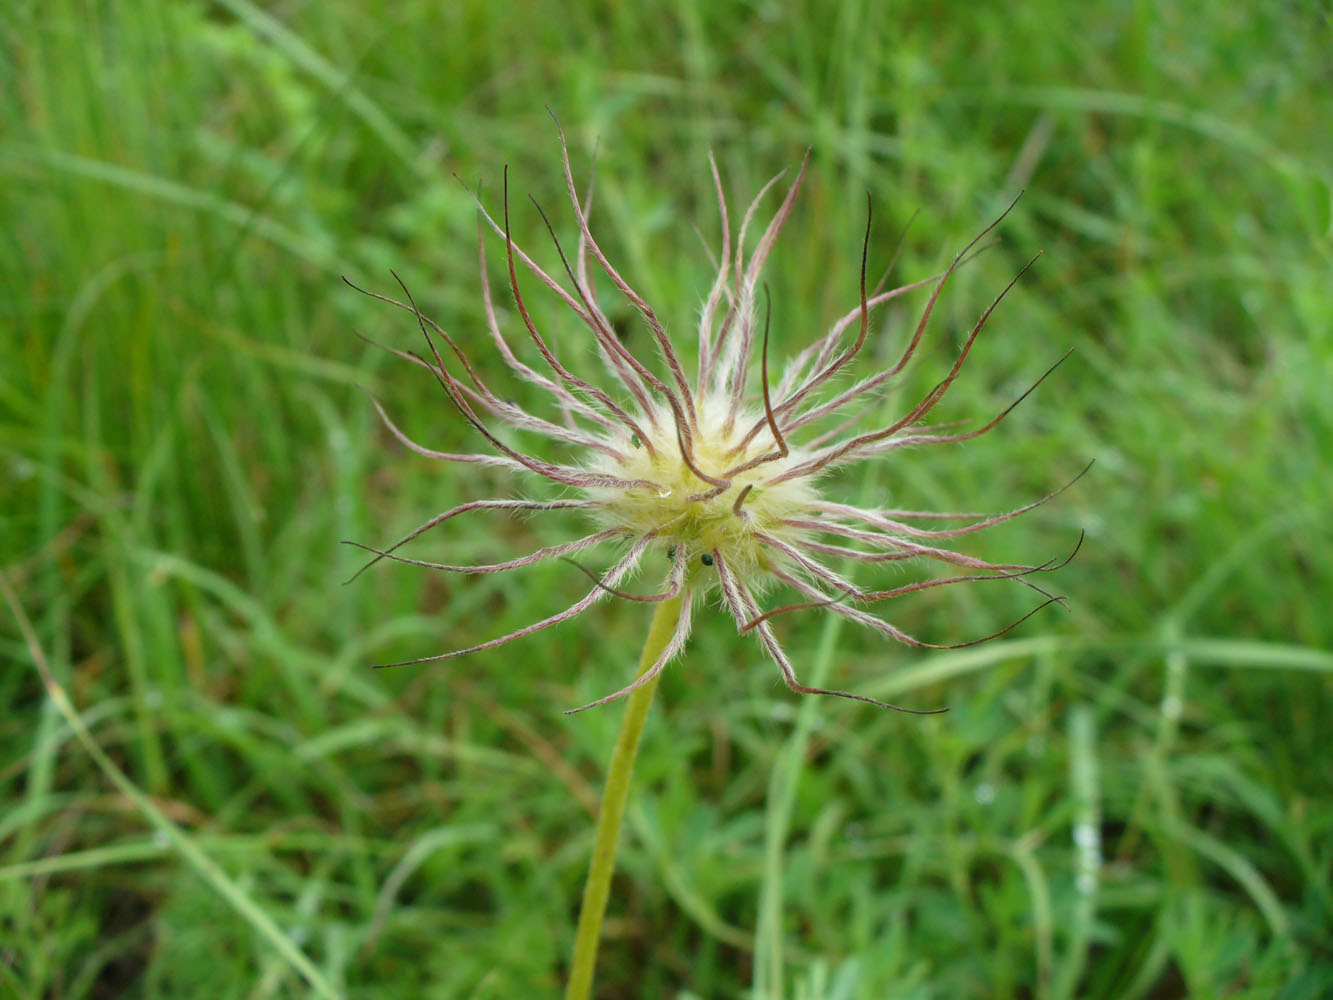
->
{"left": 566, "top": 593, "right": 684, "bottom": 1000}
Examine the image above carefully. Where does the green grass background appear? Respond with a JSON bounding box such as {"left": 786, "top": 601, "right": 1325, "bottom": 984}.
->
{"left": 3, "top": 1, "right": 1331, "bottom": 997}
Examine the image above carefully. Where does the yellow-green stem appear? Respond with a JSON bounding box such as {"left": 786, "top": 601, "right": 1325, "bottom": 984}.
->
{"left": 566, "top": 594, "right": 683, "bottom": 1000}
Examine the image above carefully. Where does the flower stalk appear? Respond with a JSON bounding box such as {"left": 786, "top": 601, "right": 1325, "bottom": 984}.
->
{"left": 565, "top": 594, "right": 684, "bottom": 1000}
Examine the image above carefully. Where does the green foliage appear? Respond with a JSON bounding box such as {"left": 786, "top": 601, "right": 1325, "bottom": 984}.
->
{"left": 2, "top": 0, "right": 1330, "bottom": 997}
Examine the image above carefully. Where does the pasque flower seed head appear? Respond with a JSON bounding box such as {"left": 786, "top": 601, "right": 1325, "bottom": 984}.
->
{"left": 348, "top": 120, "right": 1085, "bottom": 715}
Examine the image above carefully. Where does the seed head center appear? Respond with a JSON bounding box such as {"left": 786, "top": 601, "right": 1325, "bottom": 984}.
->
{"left": 587, "top": 401, "right": 819, "bottom": 580}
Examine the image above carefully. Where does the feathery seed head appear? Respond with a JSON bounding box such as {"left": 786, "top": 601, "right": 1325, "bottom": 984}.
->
{"left": 348, "top": 119, "right": 1085, "bottom": 715}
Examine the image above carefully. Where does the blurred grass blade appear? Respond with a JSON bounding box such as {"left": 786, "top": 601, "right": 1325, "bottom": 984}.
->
{"left": 213, "top": 0, "right": 423, "bottom": 175}
{"left": 1, "top": 143, "right": 342, "bottom": 272}
{"left": 1, "top": 570, "right": 344, "bottom": 1000}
